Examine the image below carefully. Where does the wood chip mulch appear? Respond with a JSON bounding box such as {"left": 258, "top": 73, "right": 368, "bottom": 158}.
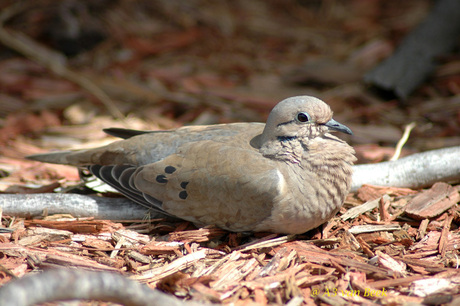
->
{"left": 1, "top": 182, "right": 459, "bottom": 305}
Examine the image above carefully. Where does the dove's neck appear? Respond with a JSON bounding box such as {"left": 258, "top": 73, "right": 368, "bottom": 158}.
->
{"left": 260, "top": 133, "right": 355, "bottom": 168}
{"left": 259, "top": 136, "right": 305, "bottom": 164}
{"left": 259, "top": 122, "right": 299, "bottom": 159}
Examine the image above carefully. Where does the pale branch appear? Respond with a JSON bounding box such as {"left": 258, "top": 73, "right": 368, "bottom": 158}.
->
{"left": 351, "top": 146, "right": 460, "bottom": 192}
{"left": 0, "top": 269, "right": 206, "bottom": 306}
{"left": 0, "top": 193, "right": 166, "bottom": 220}
{"left": 1, "top": 147, "right": 459, "bottom": 218}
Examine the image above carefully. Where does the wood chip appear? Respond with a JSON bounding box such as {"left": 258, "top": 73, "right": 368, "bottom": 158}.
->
{"left": 417, "top": 219, "right": 430, "bottom": 240}
{"left": 169, "top": 227, "right": 227, "bottom": 243}
{"left": 410, "top": 275, "right": 460, "bottom": 297}
{"left": 438, "top": 215, "right": 454, "bottom": 258}
{"left": 405, "top": 182, "right": 460, "bottom": 219}
{"left": 24, "top": 219, "right": 123, "bottom": 234}
{"left": 369, "top": 275, "right": 427, "bottom": 289}
{"left": 141, "top": 241, "right": 184, "bottom": 256}
{"left": 348, "top": 224, "right": 401, "bottom": 234}
{"left": 375, "top": 251, "right": 407, "bottom": 277}
{"left": 133, "top": 250, "right": 208, "bottom": 283}
{"left": 357, "top": 184, "right": 416, "bottom": 202}
{"left": 341, "top": 195, "right": 390, "bottom": 221}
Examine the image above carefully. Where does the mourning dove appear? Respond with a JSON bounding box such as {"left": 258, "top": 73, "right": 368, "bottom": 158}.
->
{"left": 28, "top": 96, "right": 356, "bottom": 234}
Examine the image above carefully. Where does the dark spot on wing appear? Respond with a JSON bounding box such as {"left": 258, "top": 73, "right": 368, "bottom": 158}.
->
{"left": 180, "top": 181, "right": 189, "bottom": 189}
{"left": 165, "top": 166, "right": 176, "bottom": 174}
{"left": 156, "top": 175, "right": 168, "bottom": 183}
{"left": 179, "top": 190, "right": 188, "bottom": 199}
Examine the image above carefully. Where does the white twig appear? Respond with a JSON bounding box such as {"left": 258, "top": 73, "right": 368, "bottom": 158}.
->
{"left": 390, "top": 122, "right": 416, "bottom": 161}
{"left": 352, "top": 146, "right": 460, "bottom": 192}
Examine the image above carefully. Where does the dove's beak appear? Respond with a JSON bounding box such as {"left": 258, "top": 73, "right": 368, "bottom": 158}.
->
{"left": 325, "top": 118, "right": 353, "bottom": 135}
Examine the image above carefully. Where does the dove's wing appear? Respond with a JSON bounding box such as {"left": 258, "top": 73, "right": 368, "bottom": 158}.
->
{"left": 127, "top": 138, "right": 284, "bottom": 231}
{"left": 28, "top": 123, "right": 273, "bottom": 223}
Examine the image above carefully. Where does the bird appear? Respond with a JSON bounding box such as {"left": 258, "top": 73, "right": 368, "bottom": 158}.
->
{"left": 27, "top": 96, "right": 356, "bottom": 234}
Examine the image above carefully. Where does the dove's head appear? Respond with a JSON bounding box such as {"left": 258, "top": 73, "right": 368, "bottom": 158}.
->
{"left": 261, "top": 96, "right": 352, "bottom": 144}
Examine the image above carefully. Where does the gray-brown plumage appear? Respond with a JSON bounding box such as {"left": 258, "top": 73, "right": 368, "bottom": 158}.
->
{"left": 27, "top": 96, "right": 356, "bottom": 234}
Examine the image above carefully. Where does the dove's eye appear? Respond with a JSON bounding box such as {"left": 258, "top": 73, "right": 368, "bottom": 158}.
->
{"left": 296, "top": 112, "right": 310, "bottom": 123}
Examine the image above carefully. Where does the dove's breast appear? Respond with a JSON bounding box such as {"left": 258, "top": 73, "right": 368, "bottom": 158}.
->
{"left": 254, "top": 137, "right": 355, "bottom": 234}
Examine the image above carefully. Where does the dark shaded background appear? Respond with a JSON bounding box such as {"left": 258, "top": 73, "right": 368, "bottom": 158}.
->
{"left": 0, "top": 0, "right": 459, "bottom": 172}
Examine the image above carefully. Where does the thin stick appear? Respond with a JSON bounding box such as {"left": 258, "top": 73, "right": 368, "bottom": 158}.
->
{"left": 390, "top": 122, "right": 416, "bottom": 161}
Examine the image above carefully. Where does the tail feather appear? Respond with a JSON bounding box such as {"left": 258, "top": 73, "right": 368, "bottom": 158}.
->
{"left": 26, "top": 151, "right": 74, "bottom": 165}
{"left": 103, "top": 128, "right": 151, "bottom": 139}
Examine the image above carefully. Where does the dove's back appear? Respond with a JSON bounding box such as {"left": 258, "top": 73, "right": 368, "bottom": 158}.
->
{"left": 28, "top": 123, "right": 265, "bottom": 167}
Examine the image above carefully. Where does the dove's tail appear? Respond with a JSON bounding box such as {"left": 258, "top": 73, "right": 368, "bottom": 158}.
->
{"left": 27, "top": 128, "right": 153, "bottom": 165}
{"left": 26, "top": 138, "right": 142, "bottom": 167}
{"left": 27, "top": 151, "right": 76, "bottom": 165}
